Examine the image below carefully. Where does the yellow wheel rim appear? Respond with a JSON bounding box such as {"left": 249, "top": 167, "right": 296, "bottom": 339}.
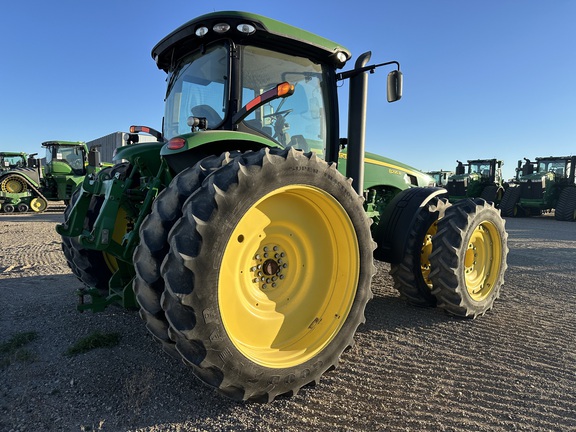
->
{"left": 219, "top": 185, "right": 359, "bottom": 368}
{"left": 2, "top": 176, "right": 26, "bottom": 193}
{"left": 101, "top": 206, "right": 128, "bottom": 273}
{"left": 420, "top": 220, "right": 438, "bottom": 288}
{"left": 463, "top": 221, "right": 502, "bottom": 301}
{"left": 30, "top": 197, "right": 48, "bottom": 212}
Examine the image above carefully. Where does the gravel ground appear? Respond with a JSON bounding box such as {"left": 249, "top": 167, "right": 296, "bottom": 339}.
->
{"left": 1, "top": 207, "right": 575, "bottom": 431}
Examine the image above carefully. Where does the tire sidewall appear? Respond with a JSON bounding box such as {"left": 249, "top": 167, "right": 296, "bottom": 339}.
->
{"left": 174, "top": 149, "right": 373, "bottom": 397}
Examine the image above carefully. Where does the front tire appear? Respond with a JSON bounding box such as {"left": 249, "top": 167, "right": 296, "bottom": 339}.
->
{"left": 161, "top": 147, "right": 375, "bottom": 402}
{"left": 429, "top": 199, "right": 508, "bottom": 318}
{"left": 389, "top": 197, "right": 450, "bottom": 307}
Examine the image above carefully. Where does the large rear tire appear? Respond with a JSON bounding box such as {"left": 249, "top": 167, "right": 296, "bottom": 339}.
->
{"left": 133, "top": 153, "right": 237, "bottom": 358}
{"left": 390, "top": 198, "right": 450, "bottom": 307}
{"left": 161, "top": 147, "right": 375, "bottom": 402}
{"left": 429, "top": 198, "right": 508, "bottom": 318}
{"left": 554, "top": 187, "right": 576, "bottom": 221}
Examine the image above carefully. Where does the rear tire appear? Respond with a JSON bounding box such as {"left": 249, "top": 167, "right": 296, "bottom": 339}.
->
{"left": 429, "top": 198, "right": 508, "bottom": 318}
{"left": 389, "top": 198, "right": 450, "bottom": 307}
{"left": 161, "top": 147, "right": 375, "bottom": 402}
{"left": 133, "top": 153, "right": 237, "bottom": 358}
{"left": 555, "top": 187, "right": 576, "bottom": 221}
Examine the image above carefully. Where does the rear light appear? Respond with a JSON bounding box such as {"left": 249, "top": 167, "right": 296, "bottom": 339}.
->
{"left": 237, "top": 23, "right": 256, "bottom": 35}
{"left": 167, "top": 138, "right": 186, "bottom": 150}
{"left": 195, "top": 26, "right": 209, "bottom": 37}
{"left": 213, "top": 23, "right": 230, "bottom": 34}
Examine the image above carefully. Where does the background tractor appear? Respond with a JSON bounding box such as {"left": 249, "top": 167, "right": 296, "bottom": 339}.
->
{"left": 445, "top": 158, "right": 505, "bottom": 204}
{"left": 0, "top": 150, "right": 47, "bottom": 212}
{"left": 57, "top": 11, "right": 508, "bottom": 402}
{"left": 0, "top": 141, "right": 109, "bottom": 213}
{"left": 426, "top": 169, "right": 453, "bottom": 187}
{"left": 500, "top": 155, "right": 576, "bottom": 221}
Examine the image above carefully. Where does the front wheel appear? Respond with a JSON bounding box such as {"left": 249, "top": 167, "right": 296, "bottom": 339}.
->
{"left": 161, "top": 147, "right": 375, "bottom": 402}
{"left": 429, "top": 199, "right": 508, "bottom": 318}
{"left": 389, "top": 197, "right": 450, "bottom": 307}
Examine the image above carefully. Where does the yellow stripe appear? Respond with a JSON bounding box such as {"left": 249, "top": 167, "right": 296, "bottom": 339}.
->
{"left": 339, "top": 152, "right": 424, "bottom": 178}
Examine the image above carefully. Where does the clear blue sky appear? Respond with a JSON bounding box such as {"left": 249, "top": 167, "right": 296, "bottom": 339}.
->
{"left": 1, "top": 0, "right": 574, "bottom": 180}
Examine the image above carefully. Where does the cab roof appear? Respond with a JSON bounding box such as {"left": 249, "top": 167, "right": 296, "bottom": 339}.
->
{"left": 152, "top": 11, "right": 351, "bottom": 72}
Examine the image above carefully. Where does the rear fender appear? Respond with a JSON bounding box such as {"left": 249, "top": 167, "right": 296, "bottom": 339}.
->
{"left": 373, "top": 187, "right": 448, "bottom": 263}
{"left": 161, "top": 131, "right": 280, "bottom": 174}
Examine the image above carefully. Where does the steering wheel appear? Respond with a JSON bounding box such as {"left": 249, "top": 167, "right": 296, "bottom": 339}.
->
{"left": 70, "top": 158, "right": 83, "bottom": 169}
{"left": 192, "top": 105, "right": 223, "bottom": 127}
{"left": 263, "top": 109, "right": 293, "bottom": 119}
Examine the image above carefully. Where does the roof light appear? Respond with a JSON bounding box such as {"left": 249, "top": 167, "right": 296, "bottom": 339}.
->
{"left": 195, "top": 26, "right": 209, "bottom": 37}
{"left": 213, "top": 23, "right": 230, "bottom": 34}
{"left": 336, "top": 51, "right": 348, "bottom": 63}
{"left": 237, "top": 23, "right": 256, "bottom": 35}
{"left": 167, "top": 137, "right": 186, "bottom": 150}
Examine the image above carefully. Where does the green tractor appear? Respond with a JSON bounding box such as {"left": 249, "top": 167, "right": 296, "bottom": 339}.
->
{"left": 445, "top": 158, "right": 505, "bottom": 204}
{"left": 426, "top": 169, "right": 453, "bottom": 187}
{"left": 56, "top": 11, "right": 508, "bottom": 402}
{"left": 0, "top": 150, "right": 47, "bottom": 212}
{"left": 40, "top": 140, "right": 109, "bottom": 205}
{"left": 500, "top": 156, "right": 576, "bottom": 221}
{"left": 0, "top": 141, "right": 107, "bottom": 213}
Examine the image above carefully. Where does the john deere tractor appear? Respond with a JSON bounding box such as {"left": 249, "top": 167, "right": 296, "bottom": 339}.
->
{"left": 0, "top": 151, "right": 47, "bottom": 212}
{"left": 0, "top": 141, "right": 107, "bottom": 213}
{"left": 57, "top": 11, "right": 508, "bottom": 402}
{"left": 445, "top": 158, "right": 505, "bottom": 204}
{"left": 500, "top": 155, "right": 576, "bottom": 220}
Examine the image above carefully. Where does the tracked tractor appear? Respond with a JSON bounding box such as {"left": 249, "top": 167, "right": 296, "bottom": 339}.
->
{"left": 0, "top": 142, "right": 108, "bottom": 213}
{"left": 500, "top": 155, "right": 576, "bottom": 221}
{"left": 0, "top": 151, "right": 47, "bottom": 212}
{"left": 56, "top": 11, "right": 508, "bottom": 402}
{"left": 446, "top": 158, "right": 505, "bottom": 204}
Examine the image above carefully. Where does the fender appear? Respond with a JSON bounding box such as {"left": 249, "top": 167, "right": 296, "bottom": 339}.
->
{"left": 373, "top": 187, "right": 448, "bottom": 263}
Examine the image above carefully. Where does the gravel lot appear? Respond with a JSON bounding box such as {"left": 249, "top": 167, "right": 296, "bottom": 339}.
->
{"left": 1, "top": 207, "right": 575, "bottom": 431}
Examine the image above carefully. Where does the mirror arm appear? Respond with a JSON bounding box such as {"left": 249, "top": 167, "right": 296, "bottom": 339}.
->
{"left": 336, "top": 61, "right": 401, "bottom": 81}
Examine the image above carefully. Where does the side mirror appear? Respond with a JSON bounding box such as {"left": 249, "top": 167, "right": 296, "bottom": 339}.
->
{"left": 387, "top": 70, "right": 403, "bottom": 102}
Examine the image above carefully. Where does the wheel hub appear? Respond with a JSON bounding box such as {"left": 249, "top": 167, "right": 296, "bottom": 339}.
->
{"left": 251, "top": 244, "right": 288, "bottom": 290}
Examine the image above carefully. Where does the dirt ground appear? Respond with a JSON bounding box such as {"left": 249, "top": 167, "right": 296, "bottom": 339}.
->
{"left": 0, "top": 206, "right": 575, "bottom": 432}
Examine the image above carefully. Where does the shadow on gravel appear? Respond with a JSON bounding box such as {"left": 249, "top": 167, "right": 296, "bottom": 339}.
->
{"left": 361, "top": 293, "right": 452, "bottom": 334}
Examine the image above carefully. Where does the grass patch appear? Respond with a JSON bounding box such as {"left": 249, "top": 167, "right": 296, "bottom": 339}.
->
{"left": 0, "top": 331, "right": 38, "bottom": 368}
{"left": 66, "top": 331, "right": 121, "bottom": 356}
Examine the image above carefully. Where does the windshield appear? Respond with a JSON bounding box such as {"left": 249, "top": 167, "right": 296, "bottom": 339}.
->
{"left": 163, "top": 43, "right": 330, "bottom": 154}
{"left": 1, "top": 155, "right": 26, "bottom": 169}
{"left": 240, "top": 46, "right": 329, "bottom": 154}
{"left": 538, "top": 159, "right": 567, "bottom": 177}
{"left": 164, "top": 45, "right": 228, "bottom": 139}
{"left": 469, "top": 162, "right": 492, "bottom": 176}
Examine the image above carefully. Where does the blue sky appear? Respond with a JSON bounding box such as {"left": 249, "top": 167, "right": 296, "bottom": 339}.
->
{"left": 1, "top": 0, "right": 574, "bottom": 180}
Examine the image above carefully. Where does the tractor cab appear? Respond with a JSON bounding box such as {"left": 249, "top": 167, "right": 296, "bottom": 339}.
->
{"left": 152, "top": 11, "right": 402, "bottom": 180}
{"left": 42, "top": 141, "right": 88, "bottom": 177}
{"left": 0, "top": 152, "right": 28, "bottom": 171}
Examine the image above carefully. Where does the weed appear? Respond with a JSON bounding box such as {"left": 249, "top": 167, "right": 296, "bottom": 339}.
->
{"left": 0, "top": 331, "right": 38, "bottom": 368}
{"left": 66, "top": 331, "right": 121, "bottom": 356}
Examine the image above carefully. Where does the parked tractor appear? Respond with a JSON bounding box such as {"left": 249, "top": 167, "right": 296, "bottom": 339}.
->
{"left": 0, "top": 141, "right": 108, "bottom": 213}
{"left": 56, "top": 11, "right": 508, "bottom": 402}
{"left": 445, "top": 158, "right": 505, "bottom": 204}
{"left": 427, "top": 170, "right": 453, "bottom": 187}
{"left": 40, "top": 140, "right": 110, "bottom": 205}
{"left": 500, "top": 156, "right": 576, "bottom": 221}
{"left": 0, "top": 150, "right": 47, "bottom": 212}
